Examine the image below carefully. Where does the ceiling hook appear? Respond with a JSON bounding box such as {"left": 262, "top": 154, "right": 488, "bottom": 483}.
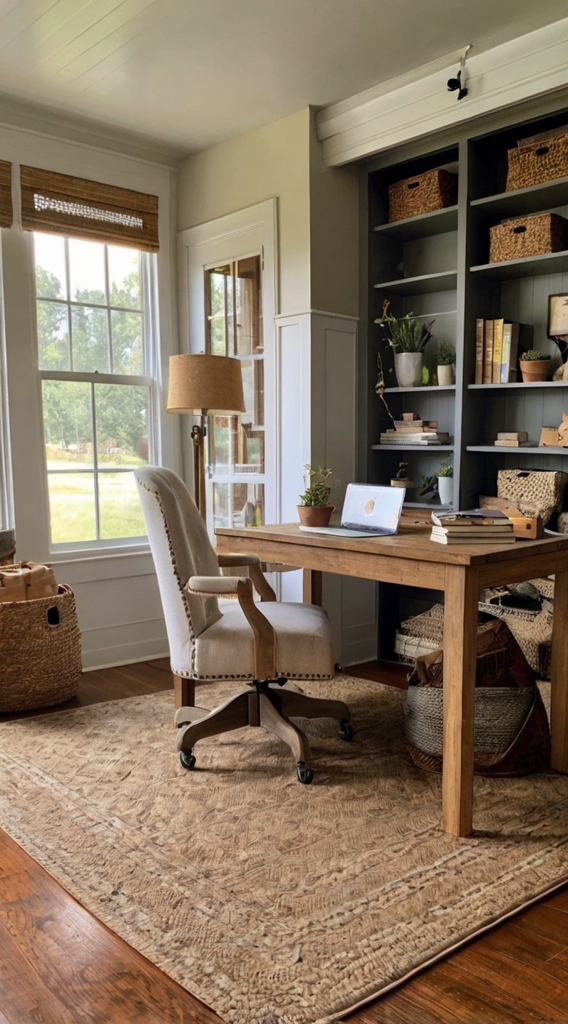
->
{"left": 447, "top": 44, "right": 472, "bottom": 101}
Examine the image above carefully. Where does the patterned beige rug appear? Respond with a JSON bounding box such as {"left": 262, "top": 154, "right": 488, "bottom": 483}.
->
{"left": 1, "top": 676, "right": 568, "bottom": 1024}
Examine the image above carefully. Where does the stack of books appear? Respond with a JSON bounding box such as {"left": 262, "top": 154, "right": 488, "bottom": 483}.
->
{"left": 494, "top": 431, "right": 530, "bottom": 448}
{"left": 430, "top": 508, "right": 516, "bottom": 545}
{"left": 475, "top": 319, "right": 530, "bottom": 385}
{"left": 380, "top": 417, "right": 450, "bottom": 445}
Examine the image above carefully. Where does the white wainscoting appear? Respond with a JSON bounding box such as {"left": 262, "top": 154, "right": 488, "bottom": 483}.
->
{"left": 276, "top": 310, "right": 377, "bottom": 666}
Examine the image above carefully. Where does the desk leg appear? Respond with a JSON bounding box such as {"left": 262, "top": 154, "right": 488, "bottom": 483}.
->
{"left": 442, "top": 565, "right": 479, "bottom": 837}
{"left": 551, "top": 569, "right": 568, "bottom": 772}
{"left": 303, "top": 569, "right": 322, "bottom": 606}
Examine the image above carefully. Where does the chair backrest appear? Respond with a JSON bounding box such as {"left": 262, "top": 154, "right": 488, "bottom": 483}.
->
{"left": 135, "top": 467, "right": 222, "bottom": 672}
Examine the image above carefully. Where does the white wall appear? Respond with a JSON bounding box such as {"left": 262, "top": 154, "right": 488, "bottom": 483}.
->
{"left": 0, "top": 119, "right": 179, "bottom": 671}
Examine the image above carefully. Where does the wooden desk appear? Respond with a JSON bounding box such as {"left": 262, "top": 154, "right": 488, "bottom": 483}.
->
{"left": 215, "top": 520, "right": 568, "bottom": 838}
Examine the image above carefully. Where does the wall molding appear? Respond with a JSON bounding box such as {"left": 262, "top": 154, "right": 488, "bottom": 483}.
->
{"left": 317, "top": 18, "right": 568, "bottom": 166}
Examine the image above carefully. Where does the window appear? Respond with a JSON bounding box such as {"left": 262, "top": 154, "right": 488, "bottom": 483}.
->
{"left": 34, "top": 232, "right": 157, "bottom": 547}
{"left": 205, "top": 256, "right": 265, "bottom": 528}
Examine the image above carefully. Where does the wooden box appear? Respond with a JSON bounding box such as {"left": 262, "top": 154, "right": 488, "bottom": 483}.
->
{"left": 507, "top": 132, "right": 568, "bottom": 191}
{"left": 388, "top": 168, "right": 457, "bottom": 222}
{"left": 489, "top": 212, "right": 568, "bottom": 263}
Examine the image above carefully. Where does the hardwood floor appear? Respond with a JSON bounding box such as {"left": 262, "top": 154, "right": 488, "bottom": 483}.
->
{"left": 1, "top": 658, "right": 567, "bottom": 1023}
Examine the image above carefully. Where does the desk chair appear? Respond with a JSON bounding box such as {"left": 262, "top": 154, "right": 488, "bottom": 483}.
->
{"left": 135, "top": 467, "right": 352, "bottom": 784}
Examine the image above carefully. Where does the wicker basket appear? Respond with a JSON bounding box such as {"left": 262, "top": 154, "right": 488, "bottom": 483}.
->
{"left": 0, "top": 584, "right": 82, "bottom": 712}
{"left": 388, "top": 168, "right": 457, "bottom": 222}
{"left": 507, "top": 133, "right": 568, "bottom": 191}
{"left": 489, "top": 212, "right": 568, "bottom": 263}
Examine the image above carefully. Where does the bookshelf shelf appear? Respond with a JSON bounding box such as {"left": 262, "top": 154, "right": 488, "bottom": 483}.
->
{"left": 373, "top": 270, "right": 457, "bottom": 295}
{"left": 469, "top": 382, "right": 568, "bottom": 389}
{"left": 373, "top": 206, "right": 458, "bottom": 240}
{"left": 383, "top": 385, "right": 456, "bottom": 393}
{"left": 471, "top": 176, "right": 568, "bottom": 219}
{"left": 470, "top": 250, "right": 568, "bottom": 280}
{"left": 372, "top": 444, "right": 454, "bottom": 451}
{"left": 467, "top": 446, "right": 568, "bottom": 455}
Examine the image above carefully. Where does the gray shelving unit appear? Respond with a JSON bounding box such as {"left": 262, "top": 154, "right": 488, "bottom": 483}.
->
{"left": 363, "top": 105, "right": 568, "bottom": 659}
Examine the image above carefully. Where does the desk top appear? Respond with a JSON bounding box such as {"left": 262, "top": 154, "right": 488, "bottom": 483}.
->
{"left": 215, "top": 518, "right": 568, "bottom": 568}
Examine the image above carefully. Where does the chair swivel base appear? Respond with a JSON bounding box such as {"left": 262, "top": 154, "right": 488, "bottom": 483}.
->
{"left": 175, "top": 679, "right": 352, "bottom": 783}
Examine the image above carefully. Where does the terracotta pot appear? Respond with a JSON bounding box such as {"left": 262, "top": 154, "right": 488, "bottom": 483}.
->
{"left": 519, "top": 359, "right": 551, "bottom": 383}
{"left": 297, "top": 505, "right": 335, "bottom": 527}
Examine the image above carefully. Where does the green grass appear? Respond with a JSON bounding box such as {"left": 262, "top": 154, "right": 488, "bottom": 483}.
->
{"left": 48, "top": 471, "right": 145, "bottom": 543}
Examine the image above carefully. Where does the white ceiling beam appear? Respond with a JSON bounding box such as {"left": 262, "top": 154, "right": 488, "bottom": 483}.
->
{"left": 316, "top": 18, "right": 568, "bottom": 166}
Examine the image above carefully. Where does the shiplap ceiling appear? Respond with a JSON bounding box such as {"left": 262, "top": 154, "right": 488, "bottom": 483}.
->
{"left": 0, "top": 0, "right": 567, "bottom": 158}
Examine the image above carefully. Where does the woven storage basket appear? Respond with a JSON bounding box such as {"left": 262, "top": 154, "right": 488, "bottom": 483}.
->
{"left": 478, "top": 599, "right": 552, "bottom": 680}
{"left": 507, "top": 133, "right": 568, "bottom": 191}
{"left": 489, "top": 212, "right": 568, "bottom": 263}
{"left": 388, "top": 168, "right": 457, "bottom": 222}
{"left": 0, "top": 584, "right": 82, "bottom": 712}
{"left": 497, "top": 468, "right": 568, "bottom": 525}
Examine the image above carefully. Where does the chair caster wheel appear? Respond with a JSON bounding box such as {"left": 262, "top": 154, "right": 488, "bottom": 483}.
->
{"left": 296, "top": 762, "right": 314, "bottom": 785}
{"left": 339, "top": 720, "right": 353, "bottom": 742}
{"left": 179, "top": 749, "right": 196, "bottom": 770}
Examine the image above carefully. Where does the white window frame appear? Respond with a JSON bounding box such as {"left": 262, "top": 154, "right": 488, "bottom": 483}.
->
{"left": 178, "top": 198, "right": 279, "bottom": 536}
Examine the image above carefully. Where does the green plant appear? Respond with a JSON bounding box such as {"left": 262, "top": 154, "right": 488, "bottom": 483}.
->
{"left": 393, "top": 461, "right": 409, "bottom": 480}
{"left": 437, "top": 457, "right": 453, "bottom": 478}
{"left": 298, "top": 465, "right": 335, "bottom": 506}
{"left": 520, "top": 349, "right": 550, "bottom": 361}
{"left": 374, "top": 299, "right": 434, "bottom": 353}
{"left": 437, "top": 341, "right": 456, "bottom": 366}
{"left": 419, "top": 473, "right": 438, "bottom": 498}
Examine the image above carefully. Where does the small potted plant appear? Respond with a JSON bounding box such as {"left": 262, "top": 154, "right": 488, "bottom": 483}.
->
{"left": 437, "top": 456, "right": 453, "bottom": 506}
{"left": 436, "top": 341, "right": 456, "bottom": 386}
{"left": 519, "top": 349, "right": 551, "bottom": 383}
{"left": 391, "top": 461, "right": 411, "bottom": 488}
{"left": 297, "top": 465, "right": 336, "bottom": 527}
{"left": 375, "top": 299, "right": 434, "bottom": 388}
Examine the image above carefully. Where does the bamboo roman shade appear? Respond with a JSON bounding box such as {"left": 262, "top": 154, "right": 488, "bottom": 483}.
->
{"left": 20, "top": 167, "right": 159, "bottom": 252}
{"left": 0, "top": 161, "right": 13, "bottom": 229}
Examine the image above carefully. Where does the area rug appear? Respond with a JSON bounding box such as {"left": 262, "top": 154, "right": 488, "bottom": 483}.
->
{"left": 1, "top": 677, "right": 568, "bottom": 1024}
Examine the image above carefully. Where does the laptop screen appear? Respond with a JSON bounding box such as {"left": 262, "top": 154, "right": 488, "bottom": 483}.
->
{"left": 341, "top": 484, "right": 405, "bottom": 532}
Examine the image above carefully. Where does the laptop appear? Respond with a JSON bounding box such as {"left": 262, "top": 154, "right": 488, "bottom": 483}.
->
{"left": 299, "top": 483, "right": 406, "bottom": 537}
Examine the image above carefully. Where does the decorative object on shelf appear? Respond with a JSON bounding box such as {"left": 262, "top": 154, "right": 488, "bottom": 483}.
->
{"left": 494, "top": 431, "right": 529, "bottom": 448}
{"left": 391, "top": 462, "right": 411, "bottom": 488}
{"left": 476, "top": 318, "right": 526, "bottom": 385}
{"left": 436, "top": 457, "right": 453, "bottom": 506}
{"left": 436, "top": 340, "right": 456, "bottom": 385}
{"left": 489, "top": 212, "right": 568, "bottom": 264}
{"left": 297, "top": 464, "right": 336, "bottom": 527}
{"left": 506, "top": 125, "right": 568, "bottom": 191}
{"left": 388, "top": 168, "right": 458, "bottom": 222}
{"left": 374, "top": 299, "right": 434, "bottom": 388}
{"left": 539, "top": 415, "right": 568, "bottom": 448}
{"left": 553, "top": 362, "right": 568, "bottom": 381}
{"left": 519, "top": 350, "right": 551, "bottom": 382}
{"left": 380, "top": 413, "right": 450, "bottom": 446}
{"left": 419, "top": 474, "right": 438, "bottom": 500}
{"left": 547, "top": 293, "right": 568, "bottom": 366}
{"left": 497, "top": 468, "right": 568, "bottom": 526}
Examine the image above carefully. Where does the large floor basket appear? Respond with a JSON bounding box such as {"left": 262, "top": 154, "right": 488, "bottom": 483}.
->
{"left": 0, "top": 584, "right": 82, "bottom": 712}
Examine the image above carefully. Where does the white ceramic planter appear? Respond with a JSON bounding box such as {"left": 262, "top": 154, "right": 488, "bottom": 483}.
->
{"left": 437, "top": 475, "right": 454, "bottom": 506}
{"left": 394, "top": 352, "right": 423, "bottom": 387}
{"left": 437, "top": 363, "right": 455, "bottom": 386}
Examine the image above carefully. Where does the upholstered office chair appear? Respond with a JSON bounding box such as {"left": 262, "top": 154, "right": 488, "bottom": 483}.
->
{"left": 135, "top": 467, "right": 352, "bottom": 784}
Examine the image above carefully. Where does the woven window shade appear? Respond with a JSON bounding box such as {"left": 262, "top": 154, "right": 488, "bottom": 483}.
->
{"left": 20, "top": 166, "right": 159, "bottom": 252}
{"left": 0, "top": 161, "right": 13, "bottom": 229}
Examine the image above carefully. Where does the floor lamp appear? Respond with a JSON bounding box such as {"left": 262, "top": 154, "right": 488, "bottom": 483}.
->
{"left": 166, "top": 353, "right": 245, "bottom": 519}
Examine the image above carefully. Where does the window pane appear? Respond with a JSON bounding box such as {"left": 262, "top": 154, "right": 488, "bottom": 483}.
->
{"left": 111, "top": 310, "right": 143, "bottom": 375}
{"left": 37, "top": 300, "right": 69, "bottom": 370}
{"left": 71, "top": 305, "right": 109, "bottom": 372}
{"left": 69, "top": 238, "right": 106, "bottom": 301}
{"left": 42, "top": 380, "right": 93, "bottom": 462}
{"left": 47, "top": 472, "right": 96, "bottom": 543}
{"left": 34, "top": 233, "right": 67, "bottom": 300}
{"left": 99, "top": 472, "right": 146, "bottom": 539}
{"left": 212, "top": 483, "right": 264, "bottom": 529}
{"left": 108, "top": 247, "right": 141, "bottom": 309}
{"left": 95, "top": 384, "right": 149, "bottom": 469}
{"left": 235, "top": 255, "right": 262, "bottom": 355}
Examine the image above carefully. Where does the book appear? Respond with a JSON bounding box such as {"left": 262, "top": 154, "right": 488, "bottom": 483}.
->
{"left": 492, "top": 318, "right": 504, "bottom": 383}
{"left": 431, "top": 524, "right": 513, "bottom": 537}
{"left": 380, "top": 433, "right": 441, "bottom": 444}
{"left": 482, "top": 319, "right": 494, "bottom": 384}
{"left": 432, "top": 508, "right": 510, "bottom": 526}
{"left": 500, "top": 322, "right": 521, "bottom": 383}
{"left": 475, "top": 318, "right": 484, "bottom": 385}
{"left": 430, "top": 531, "right": 516, "bottom": 545}
{"left": 494, "top": 439, "right": 531, "bottom": 447}
{"left": 497, "top": 431, "right": 528, "bottom": 441}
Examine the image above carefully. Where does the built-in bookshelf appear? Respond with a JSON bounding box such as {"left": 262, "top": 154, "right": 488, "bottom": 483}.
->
{"left": 363, "top": 104, "right": 568, "bottom": 659}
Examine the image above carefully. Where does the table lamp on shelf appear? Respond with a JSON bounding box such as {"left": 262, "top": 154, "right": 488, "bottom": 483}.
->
{"left": 166, "top": 353, "right": 245, "bottom": 518}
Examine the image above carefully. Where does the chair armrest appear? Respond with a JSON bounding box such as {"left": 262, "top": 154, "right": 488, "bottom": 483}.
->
{"left": 215, "top": 552, "right": 276, "bottom": 602}
{"left": 187, "top": 575, "right": 277, "bottom": 679}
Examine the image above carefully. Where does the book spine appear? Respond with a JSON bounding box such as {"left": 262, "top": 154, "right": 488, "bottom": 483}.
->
{"left": 492, "top": 319, "right": 504, "bottom": 383}
{"left": 500, "top": 322, "right": 512, "bottom": 384}
{"left": 482, "top": 319, "right": 494, "bottom": 384}
{"left": 475, "top": 318, "right": 484, "bottom": 385}
{"left": 508, "top": 323, "right": 520, "bottom": 382}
